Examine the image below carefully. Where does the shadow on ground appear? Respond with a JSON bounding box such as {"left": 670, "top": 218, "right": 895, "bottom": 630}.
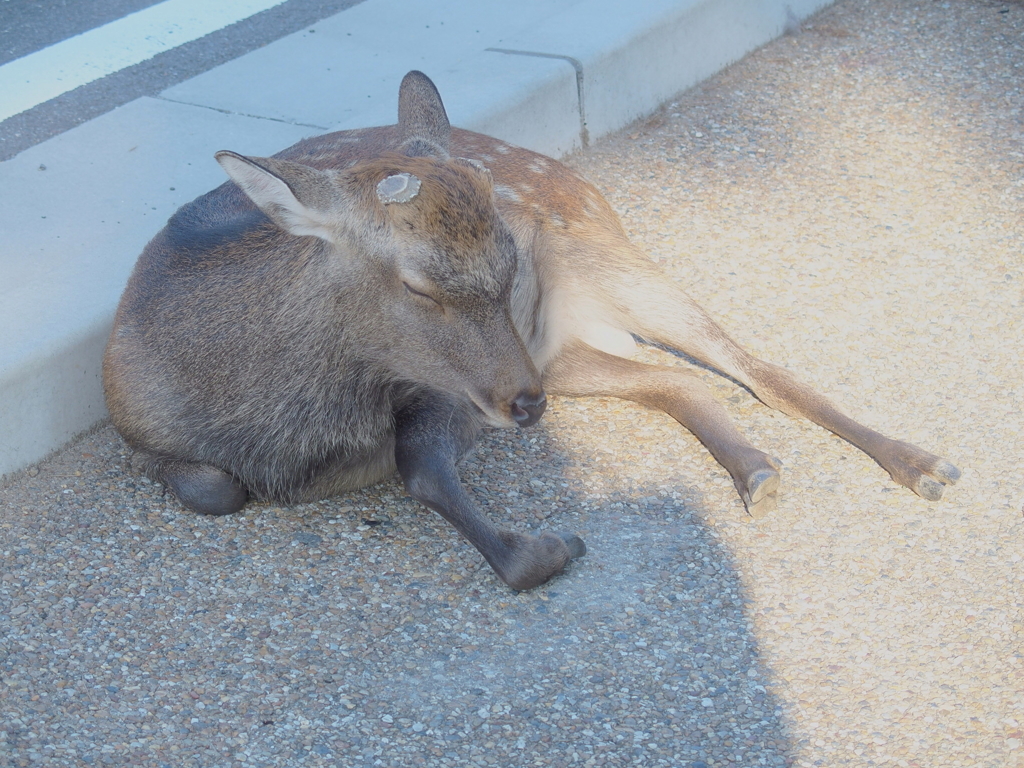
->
{"left": 1, "top": 415, "right": 794, "bottom": 767}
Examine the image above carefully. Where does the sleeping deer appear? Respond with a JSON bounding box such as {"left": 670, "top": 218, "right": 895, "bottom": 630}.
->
{"left": 103, "top": 71, "right": 960, "bottom": 590}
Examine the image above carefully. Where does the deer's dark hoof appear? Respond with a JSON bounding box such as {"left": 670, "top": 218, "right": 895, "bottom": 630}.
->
{"left": 499, "top": 530, "right": 587, "bottom": 591}
{"left": 556, "top": 531, "right": 587, "bottom": 559}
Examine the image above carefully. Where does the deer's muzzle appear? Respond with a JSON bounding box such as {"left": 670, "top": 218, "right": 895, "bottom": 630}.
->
{"left": 510, "top": 390, "right": 547, "bottom": 427}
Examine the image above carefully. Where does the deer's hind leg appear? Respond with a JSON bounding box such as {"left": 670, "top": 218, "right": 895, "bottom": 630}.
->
{"left": 133, "top": 450, "right": 249, "bottom": 515}
{"left": 599, "top": 263, "right": 960, "bottom": 501}
{"left": 544, "top": 340, "right": 782, "bottom": 518}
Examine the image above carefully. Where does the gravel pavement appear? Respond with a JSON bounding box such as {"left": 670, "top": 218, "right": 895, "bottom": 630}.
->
{"left": 2, "top": 0, "right": 1022, "bottom": 766}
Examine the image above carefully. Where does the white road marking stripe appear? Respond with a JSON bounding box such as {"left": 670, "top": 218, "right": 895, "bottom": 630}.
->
{"left": 0, "top": 0, "right": 288, "bottom": 123}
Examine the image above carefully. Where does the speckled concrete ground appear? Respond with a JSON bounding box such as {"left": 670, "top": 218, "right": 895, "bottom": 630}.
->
{"left": 2, "top": 0, "right": 1022, "bottom": 766}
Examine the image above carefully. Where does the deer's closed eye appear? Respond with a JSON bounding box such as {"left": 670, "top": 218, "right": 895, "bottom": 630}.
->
{"left": 403, "top": 281, "right": 442, "bottom": 307}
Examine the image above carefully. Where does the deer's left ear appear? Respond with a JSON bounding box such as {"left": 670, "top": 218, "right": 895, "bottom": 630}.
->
{"left": 215, "top": 151, "right": 339, "bottom": 240}
{"left": 397, "top": 70, "right": 451, "bottom": 158}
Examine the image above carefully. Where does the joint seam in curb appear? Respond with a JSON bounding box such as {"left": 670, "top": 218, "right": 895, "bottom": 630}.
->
{"left": 155, "top": 96, "right": 331, "bottom": 130}
{"left": 485, "top": 48, "right": 589, "bottom": 148}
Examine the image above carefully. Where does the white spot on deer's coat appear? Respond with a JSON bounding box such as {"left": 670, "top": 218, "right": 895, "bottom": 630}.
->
{"left": 494, "top": 185, "right": 522, "bottom": 203}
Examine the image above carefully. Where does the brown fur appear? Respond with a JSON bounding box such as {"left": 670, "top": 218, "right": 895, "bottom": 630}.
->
{"left": 103, "top": 71, "right": 959, "bottom": 590}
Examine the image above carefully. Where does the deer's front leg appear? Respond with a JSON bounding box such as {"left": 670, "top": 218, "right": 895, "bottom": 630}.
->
{"left": 544, "top": 341, "right": 783, "bottom": 518}
{"left": 394, "top": 394, "right": 585, "bottom": 590}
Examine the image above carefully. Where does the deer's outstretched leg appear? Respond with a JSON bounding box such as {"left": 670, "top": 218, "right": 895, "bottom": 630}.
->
{"left": 721, "top": 353, "right": 960, "bottom": 499}
{"left": 394, "top": 394, "right": 585, "bottom": 590}
{"left": 598, "top": 264, "right": 960, "bottom": 500}
{"left": 544, "top": 341, "right": 783, "bottom": 518}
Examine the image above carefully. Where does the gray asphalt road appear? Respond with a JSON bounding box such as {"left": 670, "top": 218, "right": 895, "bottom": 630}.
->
{"left": 0, "top": 0, "right": 365, "bottom": 161}
{"left": 0, "top": 0, "right": 163, "bottom": 65}
{"left": 2, "top": 0, "right": 1022, "bottom": 766}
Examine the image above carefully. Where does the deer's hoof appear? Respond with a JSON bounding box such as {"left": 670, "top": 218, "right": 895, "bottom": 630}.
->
{"left": 883, "top": 441, "right": 960, "bottom": 501}
{"left": 555, "top": 531, "right": 587, "bottom": 559}
{"left": 500, "top": 530, "right": 586, "bottom": 591}
{"left": 929, "top": 459, "right": 961, "bottom": 487}
{"left": 911, "top": 459, "right": 960, "bottom": 501}
{"left": 914, "top": 476, "right": 944, "bottom": 502}
{"left": 740, "top": 467, "right": 780, "bottom": 519}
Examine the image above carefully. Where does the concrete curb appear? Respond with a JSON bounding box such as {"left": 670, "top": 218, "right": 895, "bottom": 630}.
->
{"left": 0, "top": 0, "right": 831, "bottom": 479}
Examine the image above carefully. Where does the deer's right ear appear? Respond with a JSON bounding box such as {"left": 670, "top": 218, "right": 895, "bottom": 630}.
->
{"left": 215, "top": 151, "right": 338, "bottom": 241}
{"left": 397, "top": 70, "right": 451, "bottom": 158}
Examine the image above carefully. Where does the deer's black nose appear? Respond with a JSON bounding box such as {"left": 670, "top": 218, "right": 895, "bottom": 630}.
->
{"left": 511, "top": 390, "right": 547, "bottom": 427}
